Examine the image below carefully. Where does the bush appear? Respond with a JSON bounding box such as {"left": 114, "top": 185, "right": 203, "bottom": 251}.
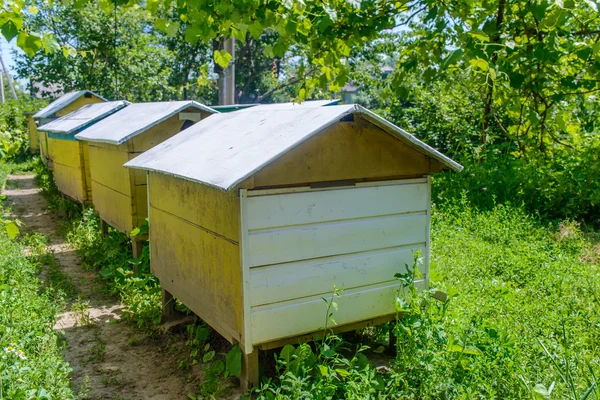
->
{"left": 433, "top": 137, "right": 600, "bottom": 227}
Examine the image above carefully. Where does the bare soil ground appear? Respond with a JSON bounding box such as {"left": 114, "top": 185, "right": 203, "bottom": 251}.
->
{"left": 3, "top": 174, "right": 207, "bottom": 400}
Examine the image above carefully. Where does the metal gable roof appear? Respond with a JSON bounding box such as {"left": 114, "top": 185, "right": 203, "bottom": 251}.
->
{"left": 33, "top": 90, "right": 107, "bottom": 119}
{"left": 125, "top": 104, "right": 462, "bottom": 192}
{"left": 37, "top": 101, "right": 130, "bottom": 135}
{"left": 236, "top": 99, "right": 341, "bottom": 112}
{"left": 75, "top": 101, "right": 217, "bottom": 145}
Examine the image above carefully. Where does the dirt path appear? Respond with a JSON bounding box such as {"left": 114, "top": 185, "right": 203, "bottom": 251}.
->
{"left": 3, "top": 174, "right": 201, "bottom": 400}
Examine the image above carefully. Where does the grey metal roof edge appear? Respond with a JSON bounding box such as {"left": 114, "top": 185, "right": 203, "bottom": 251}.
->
{"left": 39, "top": 101, "right": 130, "bottom": 134}
{"left": 76, "top": 101, "right": 216, "bottom": 144}
{"left": 124, "top": 105, "right": 359, "bottom": 191}
{"left": 33, "top": 90, "right": 107, "bottom": 118}
{"left": 354, "top": 105, "right": 464, "bottom": 172}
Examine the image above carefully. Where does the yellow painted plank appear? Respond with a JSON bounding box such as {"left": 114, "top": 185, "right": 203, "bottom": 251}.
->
{"left": 129, "top": 109, "right": 213, "bottom": 153}
{"left": 91, "top": 180, "right": 135, "bottom": 233}
{"left": 55, "top": 95, "right": 104, "bottom": 117}
{"left": 39, "top": 131, "right": 49, "bottom": 165}
{"left": 88, "top": 144, "right": 132, "bottom": 196}
{"left": 88, "top": 144, "right": 135, "bottom": 233}
{"left": 250, "top": 117, "right": 431, "bottom": 188}
{"left": 49, "top": 138, "right": 88, "bottom": 202}
{"left": 82, "top": 142, "right": 93, "bottom": 201}
{"left": 149, "top": 205, "right": 243, "bottom": 340}
{"left": 149, "top": 172, "right": 240, "bottom": 241}
{"left": 48, "top": 138, "right": 81, "bottom": 168}
{"left": 27, "top": 115, "right": 39, "bottom": 152}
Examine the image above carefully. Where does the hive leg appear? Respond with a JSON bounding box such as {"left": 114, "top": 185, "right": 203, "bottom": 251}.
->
{"left": 100, "top": 219, "right": 109, "bottom": 236}
{"left": 161, "top": 289, "right": 177, "bottom": 323}
{"left": 388, "top": 327, "right": 397, "bottom": 356}
{"left": 131, "top": 238, "right": 144, "bottom": 259}
{"left": 240, "top": 348, "right": 260, "bottom": 392}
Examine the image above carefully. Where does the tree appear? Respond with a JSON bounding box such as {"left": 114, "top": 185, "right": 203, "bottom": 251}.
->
{"left": 14, "top": 2, "right": 178, "bottom": 102}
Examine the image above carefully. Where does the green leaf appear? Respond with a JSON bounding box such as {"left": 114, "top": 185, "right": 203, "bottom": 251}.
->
{"left": 372, "top": 345, "right": 385, "bottom": 354}
{"left": 441, "top": 49, "right": 463, "bottom": 69}
{"left": 318, "top": 364, "right": 328, "bottom": 376}
{"left": 213, "top": 49, "right": 232, "bottom": 69}
{"left": 468, "top": 30, "right": 489, "bottom": 42}
{"left": 42, "top": 33, "right": 61, "bottom": 54}
{"left": 248, "top": 21, "right": 263, "bottom": 39}
{"left": 184, "top": 26, "right": 202, "bottom": 44}
{"left": 335, "top": 368, "right": 351, "bottom": 378}
{"left": 17, "top": 31, "right": 42, "bottom": 57}
{"left": 280, "top": 344, "right": 295, "bottom": 364}
{"left": 166, "top": 22, "right": 180, "bottom": 38}
{"left": 225, "top": 344, "right": 242, "bottom": 377}
{"left": 203, "top": 350, "right": 215, "bottom": 362}
{"left": 469, "top": 58, "right": 489, "bottom": 71}
{"left": 1, "top": 20, "right": 19, "bottom": 42}
{"left": 28, "top": 6, "right": 39, "bottom": 15}
{"left": 195, "top": 327, "right": 209, "bottom": 341}
{"left": 4, "top": 222, "right": 20, "bottom": 240}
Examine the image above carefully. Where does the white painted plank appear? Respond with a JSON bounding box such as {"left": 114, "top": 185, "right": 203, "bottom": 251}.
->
{"left": 246, "top": 212, "right": 427, "bottom": 268}
{"left": 246, "top": 183, "right": 427, "bottom": 231}
{"left": 249, "top": 244, "right": 425, "bottom": 307}
{"left": 251, "top": 280, "right": 426, "bottom": 345}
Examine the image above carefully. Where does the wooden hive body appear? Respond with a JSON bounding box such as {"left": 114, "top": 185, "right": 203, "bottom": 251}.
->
{"left": 85, "top": 106, "right": 214, "bottom": 235}
{"left": 144, "top": 114, "right": 447, "bottom": 350}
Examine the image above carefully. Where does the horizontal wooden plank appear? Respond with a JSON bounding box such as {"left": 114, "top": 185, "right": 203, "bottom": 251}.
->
{"left": 249, "top": 244, "right": 426, "bottom": 307}
{"left": 54, "top": 163, "right": 86, "bottom": 202}
{"left": 88, "top": 144, "right": 132, "bottom": 196}
{"left": 246, "top": 212, "right": 427, "bottom": 268}
{"left": 48, "top": 138, "right": 82, "bottom": 168}
{"left": 91, "top": 180, "right": 134, "bottom": 234}
{"left": 251, "top": 280, "right": 426, "bottom": 345}
{"left": 246, "top": 182, "right": 427, "bottom": 231}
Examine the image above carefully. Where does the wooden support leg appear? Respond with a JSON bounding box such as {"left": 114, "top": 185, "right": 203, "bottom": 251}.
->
{"left": 161, "top": 289, "right": 177, "bottom": 323}
{"left": 240, "top": 348, "right": 260, "bottom": 392}
{"left": 388, "top": 327, "right": 397, "bottom": 356}
{"left": 100, "top": 220, "right": 109, "bottom": 236}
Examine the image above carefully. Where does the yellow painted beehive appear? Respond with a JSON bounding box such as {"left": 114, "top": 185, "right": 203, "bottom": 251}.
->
{"left": 33, "top": 90, "right": 106, "bottom": 169}
{"left": 125, "top": 104, "right": 462, "bottom": 385}
{"left": 37, "top": 101, "right": 129, "bottom": 203}
{"left": 75, "top": 101, "right": 216, "bottom": 239}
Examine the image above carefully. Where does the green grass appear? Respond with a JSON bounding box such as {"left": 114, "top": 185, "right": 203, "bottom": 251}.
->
{"left": 0, "top": 163, "right": 73, "bottom": 400}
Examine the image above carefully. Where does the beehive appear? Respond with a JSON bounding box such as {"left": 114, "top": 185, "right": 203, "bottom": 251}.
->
{"left": 37, "top": 101, "right": 129, "bottom": 203}
{"left": 75, "top": 101, "right": 216, "bottom": 246}
{"left": 125, "top": 104, "right": 462, "bottom": 387}
{"left": 32, "top": 90, "right": 106, "bottom": 169}
{"left": 23, "top": 112, "right": 39, "bottom": 154}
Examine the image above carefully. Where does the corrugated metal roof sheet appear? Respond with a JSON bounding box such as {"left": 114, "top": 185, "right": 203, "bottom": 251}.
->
{"left": 33, "top": 90, "right": 107, "bottom": 119}
{"left": 75, "top": 101, "right": 217, "bottom": 145}
{"left": 125, "top": 104, "right": 463, "bottom": 191}
{"left": 38, "top": 101, "right": 129, "bottom": 135}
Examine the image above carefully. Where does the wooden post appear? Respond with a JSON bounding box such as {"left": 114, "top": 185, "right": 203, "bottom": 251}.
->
{"left": 100, "top": 219, "right": 109, "bottom": 236}
{"left": 240, "top": 348, "right": 260, "bottom": 392}
{"left": 388, "top": 327, "right": 397, "bottom": 356}
{"left": 131, "top": 237, "right": 144, "bottom": 259}
{"left": 161, "top": 289, "right": 177, "bottom": 323}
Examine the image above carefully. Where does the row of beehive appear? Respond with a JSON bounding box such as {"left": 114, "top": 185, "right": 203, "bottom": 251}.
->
{"left": 28, "top": 90, "right": 462, "bottom": 386}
